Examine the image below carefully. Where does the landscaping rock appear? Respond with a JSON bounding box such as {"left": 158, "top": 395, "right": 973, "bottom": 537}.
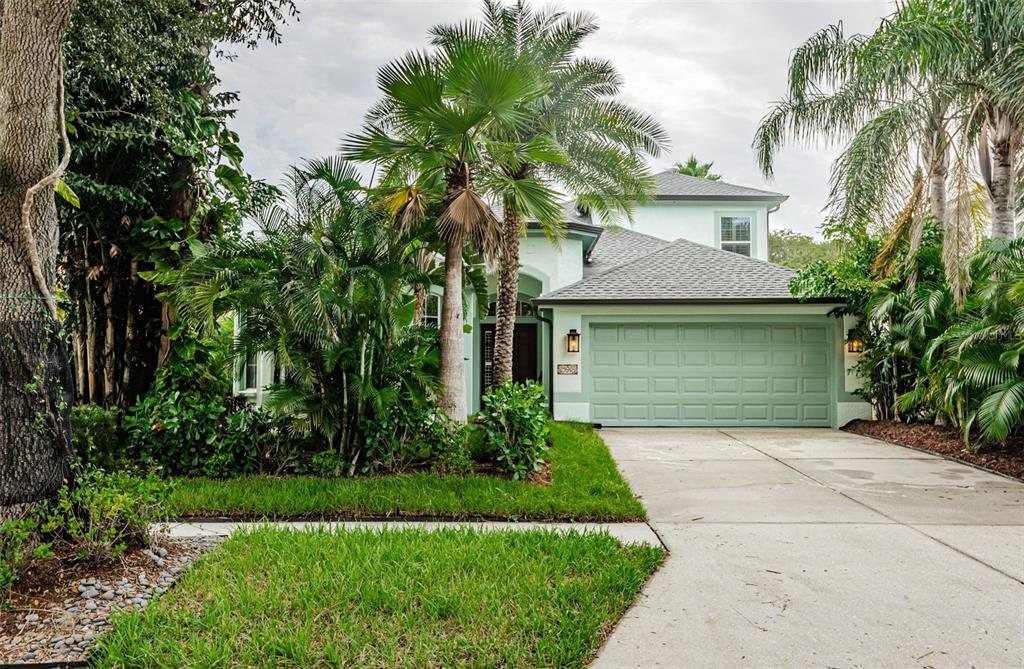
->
{"left": 0, "top": 537, "right": 223, "bottom": 665}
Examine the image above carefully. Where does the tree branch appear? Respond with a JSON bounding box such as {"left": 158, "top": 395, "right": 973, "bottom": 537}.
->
{"left": 19, "top": 56, "right": 69, "bottom": 322}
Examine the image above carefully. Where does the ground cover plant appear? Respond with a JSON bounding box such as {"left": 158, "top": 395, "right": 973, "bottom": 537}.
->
{"left": 91, "top": 527, "right": 664, "bottom": 668}
{"left": 166, "top": 422, "right": 645, "bottom": 521}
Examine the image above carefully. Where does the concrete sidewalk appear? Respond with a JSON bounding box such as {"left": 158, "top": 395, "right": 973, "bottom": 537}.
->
{"left": 593, "top": 428, "right": 1024, "bottom": 669}
{"left": 162, "top": 519, "right": 663, "bottom": 547}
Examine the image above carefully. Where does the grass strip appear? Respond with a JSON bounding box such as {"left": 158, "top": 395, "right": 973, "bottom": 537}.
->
{"left": 93, "top": 526, "right": 663, "bottom": 668}
{"left": 166, "top": 423, "right": 645, "bottom": 521}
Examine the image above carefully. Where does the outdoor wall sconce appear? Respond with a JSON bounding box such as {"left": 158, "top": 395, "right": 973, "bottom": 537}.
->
{"left": 566, "top": 328, "right": 581, "bottom": 353}
{"left": 846, "top": 332, "right": 864, "bottom": 353}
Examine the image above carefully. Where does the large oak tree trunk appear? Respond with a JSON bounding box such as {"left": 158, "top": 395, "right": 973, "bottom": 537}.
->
{"left": 0, "top": 0, "right": 77, "bottom": 513}
{"left": 492, "top": 205, "right": 520, "bottom": 385}
{"left": 438, "top": 232, "right": 467, "bottom": 422}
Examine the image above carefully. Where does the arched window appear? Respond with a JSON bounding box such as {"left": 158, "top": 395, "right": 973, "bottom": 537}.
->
{"left": 486, "top": 300, "right": 534, "bottom": 317}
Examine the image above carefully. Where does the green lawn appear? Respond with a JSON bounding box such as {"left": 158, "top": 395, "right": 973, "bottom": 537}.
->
{"left": 93, "top": 527, "right": 663, "bottom": 668}
{"left": 166, "top": 423, "right": 645, "bottom": 521}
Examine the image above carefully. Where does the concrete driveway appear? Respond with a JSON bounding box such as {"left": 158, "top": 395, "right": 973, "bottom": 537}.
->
{"left": 594, "top": 428, "right": 1024, "bottom": 669}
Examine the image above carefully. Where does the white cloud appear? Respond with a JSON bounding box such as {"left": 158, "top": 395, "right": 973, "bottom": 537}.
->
{"left": 216, "top": 0, "right": 892, "bottom": 238}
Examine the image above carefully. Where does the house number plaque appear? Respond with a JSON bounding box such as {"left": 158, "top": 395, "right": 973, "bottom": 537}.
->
{"left": 557, "top": 364, "right": 578, "bottom": 375}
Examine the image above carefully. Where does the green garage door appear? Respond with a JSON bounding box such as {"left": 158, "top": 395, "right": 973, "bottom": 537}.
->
{"left": 589, "top": 323, "right": 832, "bottom": 426}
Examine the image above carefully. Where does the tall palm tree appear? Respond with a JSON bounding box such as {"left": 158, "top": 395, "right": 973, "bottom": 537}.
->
{"left": 432, "top": 0, "right": 668, "bottom": 385}
{"left": 754, "top": 0, "right": 1023, "bottom": 300}
{"left": 343, "top": 39, "right": 546, "bottom": 422}
{"left": 672, "top": 155, "right": 721, "bottom": 181}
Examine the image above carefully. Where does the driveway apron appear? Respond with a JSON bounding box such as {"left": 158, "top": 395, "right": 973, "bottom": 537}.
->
{"left": 594, "top": 428, "right": 1024, "bottom": 669}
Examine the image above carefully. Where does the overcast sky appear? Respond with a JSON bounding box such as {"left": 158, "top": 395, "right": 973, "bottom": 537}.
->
{"left": 216, "top": 0, "right": 891, "bottom": 238}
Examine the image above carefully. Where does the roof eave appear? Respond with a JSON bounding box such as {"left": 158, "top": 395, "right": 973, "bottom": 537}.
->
{"left": 533, "top": 296, "right": 842, "bottom": 306}
{"left": 653, "top": 194, "right": 789, "bottom": 203}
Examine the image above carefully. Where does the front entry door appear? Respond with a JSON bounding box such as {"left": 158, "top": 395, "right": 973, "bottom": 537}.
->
{"left": 481, "top": 323, "right": 538, "bottom": 394}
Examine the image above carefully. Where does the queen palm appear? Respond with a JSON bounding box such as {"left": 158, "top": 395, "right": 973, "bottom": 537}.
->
{"left": 344, "top": 39, "right": 548, "bottom": 421}
{"left": 432, "top": 0, "right": 668, "bottom": 384}
{"left": 754, "top": 0, "right": 1023, "bottom": 299}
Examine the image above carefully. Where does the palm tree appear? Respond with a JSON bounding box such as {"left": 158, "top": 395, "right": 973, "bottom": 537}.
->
{"left": 672, "top": 155, "right": 721, "bottom": 181}
{"left": 754, "top": 0, "right": 1023, "bottom": 299}
{"left": 343, "top": 39, "right": 546, "bottom": 422}
{"left": 431, "top": 0, "right": 668, "bottom": 385}
{"left": 156, "top": 158, "right": 437, "bottom": 471}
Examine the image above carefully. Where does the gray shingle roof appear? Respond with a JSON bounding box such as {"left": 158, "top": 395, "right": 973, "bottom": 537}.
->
{"left": 537, "top": 237, "right": 801, "bottom": 303}
{"left": 652, "top": 170, "right": 787, "bottom": 201}
{"left": 583, "top": 228, "right": 669, "bottom": 278}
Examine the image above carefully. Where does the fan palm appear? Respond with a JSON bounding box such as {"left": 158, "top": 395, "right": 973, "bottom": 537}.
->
{"left": 431, "top": 0, "right": 668, "bottom": 384}
{"left": 672, "top": 155, "right": 720, "bottom": 181}
{"left": 154, "top": 158, "right": 437, "bottom": 471}
{"left": 343, "top": 37, "right": 547, "bottom": 421}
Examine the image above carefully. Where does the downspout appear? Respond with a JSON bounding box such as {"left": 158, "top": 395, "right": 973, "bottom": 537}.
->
{"left": 766, "top": 202, "right": 781, "bottom": 256}
{"left": 534, "top": 305, "right": 555, "bottom": 416}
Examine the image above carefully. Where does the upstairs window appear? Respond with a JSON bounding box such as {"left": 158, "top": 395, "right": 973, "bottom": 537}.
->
{"left": 423, "top": 293, "right": 440, "bottom": 328}
{"left": 719, "top": 215, "right": 752, "bottom": 256}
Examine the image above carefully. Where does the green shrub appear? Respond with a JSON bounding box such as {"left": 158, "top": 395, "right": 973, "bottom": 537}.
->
{"left": 125, "top": 390, "right": 227, "bottom": 475}
{"left": 361, "top": 401, "right": 460, "bottom": 474}
{"left": 477, "top": 381, "right": 550, "bottom": 480}
{"left": 43, "top": 470, "right": 170, "bottom": 563}
{"left": 71, "top": 404, "right": 127, "bottom": 471}
{"left": 1, "top": 514, "right": 52, "bottom": 608}
{"left": 430, "top": 420, "right": 471, "bottom": 477}
{"left": 220, "top": 407, "right": 309, "bottom": 476}
{"left": 309, "top": 449, "right": 345, "bottom": 477}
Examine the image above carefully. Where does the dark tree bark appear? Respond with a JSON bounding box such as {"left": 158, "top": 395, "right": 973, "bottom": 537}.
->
{"left": 0, "top": 0, "right": 77, "bottom": 513}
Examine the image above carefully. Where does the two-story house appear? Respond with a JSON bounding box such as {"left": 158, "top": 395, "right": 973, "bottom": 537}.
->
{"left": 238, "top": 170, "right": 870, "bottom": 427}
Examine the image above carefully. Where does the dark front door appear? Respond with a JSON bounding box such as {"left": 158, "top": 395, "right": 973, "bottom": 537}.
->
{"left": 481, "top": 322, "right": 538, "bottom": 394}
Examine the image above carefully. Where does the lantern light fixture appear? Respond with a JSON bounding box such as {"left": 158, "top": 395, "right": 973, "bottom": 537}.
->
{"left": 566, "top": 328, "right": 581, "bottom": 353}
{"left": 846, "top": 331, "right": 864, "bottom": 353}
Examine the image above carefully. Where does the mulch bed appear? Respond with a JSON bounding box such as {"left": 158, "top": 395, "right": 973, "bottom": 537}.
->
{"left": 843, "top": 419, "right": 1024, "bottom": 481}
{"left": 1, "top": 536, "right": 222, "bottom": 665}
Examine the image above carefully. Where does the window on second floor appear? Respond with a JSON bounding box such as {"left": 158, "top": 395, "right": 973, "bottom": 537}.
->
{"left": 719, "top": 215, "right": 752, "bottom": 256}
{"left": 423, "top": 293, "right": 441, "bottom": 328}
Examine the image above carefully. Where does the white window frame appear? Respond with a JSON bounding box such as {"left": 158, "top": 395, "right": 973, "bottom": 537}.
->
{"left": 423, "top": 292, "right": 441, "bottom": 328}
{"left": 716, "top": 212, "right": 755, "bottom": 257}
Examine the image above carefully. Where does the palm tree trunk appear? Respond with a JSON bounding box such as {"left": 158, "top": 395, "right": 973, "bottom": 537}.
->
{"left": 492, "top": 205, "right": 520, "bottom": 385}
{"left": 990, "top": 133, "right": 1017, "bottom": 241}
{"left": 438, "top": 231, "right": 467, "bottom": 422}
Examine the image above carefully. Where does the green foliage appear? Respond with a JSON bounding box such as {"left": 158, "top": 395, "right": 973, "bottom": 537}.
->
{"left": 155, "top": 158, "right": 440, "bottom": 468}
{"left": 769, "top": 229, "right": 838, "bottom": 269}
{"left": 1, "top": 514, "right": 53, "bottom": 608}
{"left": 797, "top": 220, "right": 1024, "bottom": 448}
{"left": 477, "top": 382, "right": 550, "bottom": 480}
{"left": 672, "top": 155, "right": 721, "bottom": 181}
{"left": 42, "top": 470, "right": 170, "bottom": 563}
{"left": 125, "top": 387, "right": 227, "bottom": 475}
{"left": 71, "top": 404, "right": 127, "bottom": 471}
{"left": 90, "top": 527, "right": 662, "bottom": 667}
{"left": 309, "top": 450, "right": 345, "bottom": 478}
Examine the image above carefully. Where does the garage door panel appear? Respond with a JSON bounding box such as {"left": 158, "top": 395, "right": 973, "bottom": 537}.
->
{"left": 622, "top": 350, "right": 649, "bottom": 366}
{"left": 653, "top": 377, "right": 679, "bottom": 393}
{"left": 590, "top": 323, "right": 833, "bottom": 427}
{"left": 653, "top": 404, "right": 679, "bottom": 420}
{"left": 742, "top": 404, "right": 770, "bottom": 420}
{"left": 652, "top": 350, "right": 679, "bottom": 366}
{"left": 622, "top": 377, "right": 649, "bottom": 394}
